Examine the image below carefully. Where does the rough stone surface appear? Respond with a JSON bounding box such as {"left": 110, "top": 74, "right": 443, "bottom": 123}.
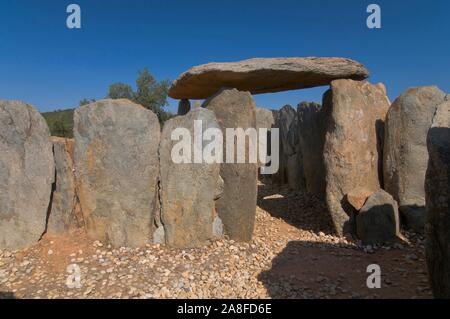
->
{"left": 169, "top": 57, "right": 370, "bottom": 99}
{"left": 212, "top": 216, "right": 223, "bottom": 237}
{"left": 297, "top": 102, "right": 326, "bottom": 198}
{"left": 256, "top": 107, "right": 275, "bottom": 169}
{"left": 425, "top": 99, "right": 450, "bottom": 298}
{"left": 346, "top": 188, "right": 373, "bottom": 211}
{"left": 323, "top": 80, "right": 391, "bottom": 236}
{"left": 153, "top": 226, "right": 165, "bottom": 245}
{"left": 47, "top": 137, "right": 82, "bottom": 234}
{"left": 0, "top": 100, "right": 55, "bottom": 250}
{"left": 159, "top": 108, "right": 221, "bottom": 248}
{"left": 384, "top": 86, "right": 446, "bottom": 234}
{"left": 214, "top": 175, "right": 224, "bottom": 200}
{"left": 204, "top": 88, "right": 258, "bottom": 241}
{"left": 74, "top": 99, "right": 160, "bottom": 247}
{"left": 177, "top": 99, "right": 190, "bottom": 116}
{"left": 256, "top": 107, "right": 275, "bottom": 130}
{"left": 356, "top": 189, "right": 400, "bottom": 245}
{"left": 272, "top": 105, "right": 304, "bottom": 190}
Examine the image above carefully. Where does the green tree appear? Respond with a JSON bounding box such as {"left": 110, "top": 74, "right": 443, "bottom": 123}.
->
{"left": 134, "top": 67, "right": 170, "bottom": 114}
{"left": 53, "top": 115, "right": 69, "bottom": 137}
{"left": 107, "top": 83, "right": 134, "bottom": 100}
{"left": 79, "top": 98, "right": 96, "bottom": 106}
{"left": 107, "top": 67, "right": 173, "bottom": 124}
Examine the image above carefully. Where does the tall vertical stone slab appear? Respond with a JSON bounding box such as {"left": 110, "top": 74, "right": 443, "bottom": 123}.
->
{"left": 425, "top": 99, "right": 450, "bottom": 298}
{"left": 272, "top": 105, "right": 304, "bottom": 190}
{"left": 74, "top": 99, "right": 160, "bottom": 247}
{"left": 159, "top": 108, "right": 221, "bottom": 248}
{"left": 256, "top": 107, "right": 275, "bottom": 171}
{"left": 297, "top": 102, "right": 326, "bottom": 198}
{"left": 47, "top": 137, "right": 83, "bottom": 234}
{"left": 384, "top": 86, "right": 446, "bottom": 233}
{"left": 0, "top": 100, "right": 54, "bottom": 250}
{"left": 256, "top": 107, "right": 275, "bottom": 131}
{"left": 323, "top": 80, "right": 390, "bottom": 236}
{"left": 204, "top": 88, "right": 258, "bottom": 241}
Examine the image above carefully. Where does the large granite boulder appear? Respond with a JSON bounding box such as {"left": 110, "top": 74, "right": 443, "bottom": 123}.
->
{"left": 159, "top": 108, "right": 221, "bottom": 248}
{"left": 74, "top": 99, "right": 160, "bottom": 247}
{"left": 0, "top": 100, "right": 54, "bottom": 250}
{"left": 323, "top": 80, "right": 391, "bottom": 236}
{"left": 47, "top": 137, "right": 83, "bottom": 234}
{"left": 425, "top": 99, "right": 450, "bottom": 298}
{"left": 297, "top": 101, "right": 326, "bottom": 198}
{"left": 356, "top": 189, "right": 400, "bottom": 245}
{"left": 384, "top": 86, "right": 447, "bottom": 233}
{"left": 204, "top": 88, "right": 258, "bottom": 241}
{"left": 169, "top": 57, "right": 369, "bottom": 99}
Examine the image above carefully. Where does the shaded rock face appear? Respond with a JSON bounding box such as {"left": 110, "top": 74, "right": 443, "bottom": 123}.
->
{"left": 169, "top": 57, "right": 369, "bottom": 99}
{"left": 356, "top": 189, "right": 400, "bottom": 245}
{"left": 256, "top": 107, "right": 275, "bottom": 170}
{"left": 159, "top": 108, "right": 221, "bottom": 248}
{"left": 0, "top": 100, "right": 54, "bottom": 250}
{"left": 384, "top": 86, "right": 446, "bottom": 234}
{"left": 425, "top": 99, "right": 450, "bottom": 298}
{"left": 272, "top": 105, "right": 304, "bottom": 190}
{"left": 323, "top": 80, "right": 391, "bottom": 236}
{"left": 297, "top": 102, "right": 326, "bottom": 198}
{"left": 47, "top": 137, "right": 83, "bottom": 234}
{"left": 177, "top": 99, "right": 191, "bottom": 116}
{"left": 204, "top": 88, "right": 258, "bottom": 241}
{"left": 74, "top": 99, "right": 160, "bottom": 247}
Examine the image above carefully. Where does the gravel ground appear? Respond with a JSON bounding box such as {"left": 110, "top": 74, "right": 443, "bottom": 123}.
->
{"left": 0, "top": 182, "right": 432, "bottom": 299}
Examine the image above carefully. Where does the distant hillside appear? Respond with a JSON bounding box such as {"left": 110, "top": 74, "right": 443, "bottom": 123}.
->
{"left": 41, "top": 109, "right": 74, "bottom": 138}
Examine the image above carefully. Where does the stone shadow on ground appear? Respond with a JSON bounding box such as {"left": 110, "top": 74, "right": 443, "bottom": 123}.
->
{"left": 257, "top": 240, "right": 432, "bottom": 299}
{"left": 257, "top": 181, "right": 334, "bottom": 234}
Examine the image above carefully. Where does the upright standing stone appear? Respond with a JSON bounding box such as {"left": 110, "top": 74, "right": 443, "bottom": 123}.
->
{"left": 297, "top": 102, "right": 326, "bottom": 198}
{"left": 177, "top": 99, "right": 191, "bottom": 115}
{"left": 74, "top": 99, "right": 160, "bottom": 247}
{"left": 425, "top": 99, "right": 450, "bottom": 298}
{"left": 272, "top": 105, "right": 304, "bottom": 190}
{"left": 256, "top": 107, "right": 275, "bottom": 169}
{"left": 256, "top": 107, "right": 275, "bottom": 130}
{"left": 384, "top": 87, "right": 446, "bottom": 233}
{"left": 323, "top": 80, "right": 391, "bottom": 236}
{"left": 0, "top": 100, "right": 54, "bottom": 250}
{"left": 47, "top": 137, "right": 83, "bottom": 234}
{"left": 204, "top": 88, "right": 258, "bottom": 241}
{"left": 159, "top": 108, "right": 221, "bottom": 248}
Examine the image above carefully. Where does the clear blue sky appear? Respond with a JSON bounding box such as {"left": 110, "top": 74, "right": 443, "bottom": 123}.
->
{"left": 0, "top": 0, "right": 448, "bottom": 113}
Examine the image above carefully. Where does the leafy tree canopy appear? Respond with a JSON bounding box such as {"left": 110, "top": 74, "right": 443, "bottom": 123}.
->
{"left": 107, "top": 67, "right": 173, "bottom": 124}
{"left": 107, "top": 83, "right": 134, "bottom": 100}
